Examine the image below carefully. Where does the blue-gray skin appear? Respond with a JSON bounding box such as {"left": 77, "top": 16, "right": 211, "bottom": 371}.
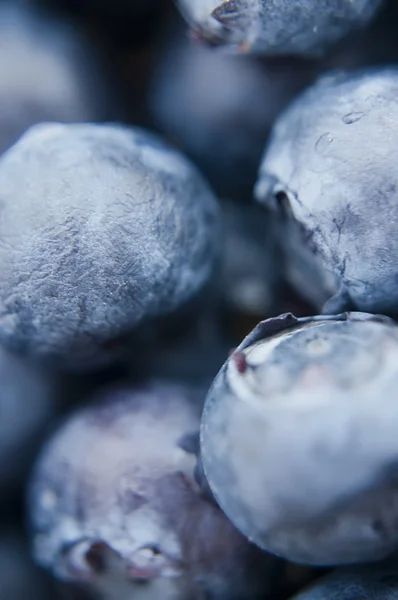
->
{"left": 0, "top": 2, "right": 116, "bottom": 156}
{"left": 256, "top": 69, "right": 398, "bottom": 315}
{"left": 176, "top": 0, "right": 383, "bottom": 56}
{"left": 200, "top": 312, "right": 398, "bottom": 565}
{"left": 28, "top": 381, "right": 277, "bottom": 600}
{"left": 292, "top": 559, "right": 398, "bottom": 599}
{"left": 0, "top": 123, "right": 221, "bottom": 369}
{"left": 0, "top": 531, "right": 53, "bottom": 600}
{"left": 0, "top": 346, "right": 53, "bottom": 495}
{"left": 149, "top": 22, "right": 317, "bottom": 195}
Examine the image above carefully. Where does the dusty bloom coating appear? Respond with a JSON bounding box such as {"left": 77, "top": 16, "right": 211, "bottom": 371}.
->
{"left": 177, "top": 0, "right": 383, "bottom": 55}
{"left": 0, "top": 122, "right": 221, "bottom": 368}
{"left": 201, "top": 312, "right": 398, "bottom": 565}
{"left": 256, "top": 68, "right": 398, "bottom": 314}
{"left": 29, "top": 381, "right": 277, "bottom": 599}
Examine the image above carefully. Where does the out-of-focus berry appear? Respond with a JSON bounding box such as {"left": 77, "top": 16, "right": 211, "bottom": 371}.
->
{"left": 0, "top": 2, "right": 117, "bottom": 155}
{"left": 149, "top": 21, "right": 317, "bottom": 196}
{"left": 29, "top": 381, "right": 278, "bottom": 599}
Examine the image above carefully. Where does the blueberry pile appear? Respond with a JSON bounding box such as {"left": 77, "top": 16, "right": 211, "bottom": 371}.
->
{"left": 2, "top": 0, "right": 398, "bottom": 599}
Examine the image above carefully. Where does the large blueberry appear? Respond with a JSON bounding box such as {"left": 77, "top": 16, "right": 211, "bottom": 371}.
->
{"left": 201, "top": 312, "right": 398, "bottom": 565}
{"left": 0, "top": 123, "right": 221, "bottom": 368}
{"left": 256, "top": 69, "right": 398, "bottom": 314}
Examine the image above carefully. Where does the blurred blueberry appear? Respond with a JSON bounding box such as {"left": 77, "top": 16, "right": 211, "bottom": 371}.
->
{"left": 29, "top": 381, "right": 278, "bottom": 599}
{"left": 0, "top": 1, "right": 118, "bottom": 156}
{"left": 149, "top": 22, "right": 317, "bottom": 196}
{"left": 256, "top": 68, "right": 398, "bottom": 315}
{"left": 201, "top": 312, "right": 398, "bottom": 565}
{"left": 0, "top": 122, "right": 221, "bottom": 369}
{"left": 176, "top": 0, "right": 383, "bottom": 56}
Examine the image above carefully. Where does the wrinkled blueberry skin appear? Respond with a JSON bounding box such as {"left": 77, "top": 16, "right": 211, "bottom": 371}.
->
{"left": 149, "top": 22, "right": 317, "bottom": 196}
{"left": 177, "top": 0, "right": 383, "bottom": 56}
{"left": 0, "top": 346, "right": 53, "bottom": 495}
{"left": 256, "top": 69, "right": 398, "bottom": 315}
{"left": 201, "top": 312, "right": 398, "bottom": 565}
{"left": 28, "top": 381, "right": 277, "bottom": 600}
{"left": 292, "top": 559, "right": 398, "bottom": 599}
{"left": 0, "top": 2, "right": 116, "bottom": 156}
{"left": 0, "top": 123, "right": 221, "bottom": 369}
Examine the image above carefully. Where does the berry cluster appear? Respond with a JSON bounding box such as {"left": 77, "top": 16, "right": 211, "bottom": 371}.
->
{"left": 1, "top": 1, "right": 398, "bottom": 599}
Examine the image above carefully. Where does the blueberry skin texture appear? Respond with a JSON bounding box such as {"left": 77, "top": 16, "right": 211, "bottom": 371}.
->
{"left": 177, "top": 0, "right": 383, "bottom": 55}
{"left": 292, "top": 560, "right": 398, "bottom": 599}
{"left": 0, "top": 2, "right": 115, "bottom": 156}
{"left": 256, "top": 69, "right": 398, "bottom": 314}
{"left": 201, "top": 312, "right": 398, "bottom": 565}
{"left": 28, "top": 381, "right": 276, "bottom": 600}
{"left": 0, "top": 346, "right": 52, "bottom": 494}
{"left": 0, "top": 123, "right": 221, "bottom": 368}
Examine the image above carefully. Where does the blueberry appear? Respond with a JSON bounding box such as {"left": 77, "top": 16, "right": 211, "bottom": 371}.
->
{"left": 0, "top": 347, "right": 53, "bottom": 495}
{"left": 200, "top": 311, "right": 398, "bottom": 565}
{"left": 256, "top": 68, "right": 398, "bottom": 315}
{"left": 28, "top": 381, "right": 277, "bottom": 599}
{"left": 177, "top": 0, "right": 383, "bottom": 55}
{"left": 149, "top": 21, "right": 317, "bottom": 196}
{"left": 292, "top": 559, "right": 398, "bottom": 599}
{"left": 0, "top": 2, "right": 116, "bottom": 156}
{"left": 0, "top": 122, "right": 221, "bottom": 368}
